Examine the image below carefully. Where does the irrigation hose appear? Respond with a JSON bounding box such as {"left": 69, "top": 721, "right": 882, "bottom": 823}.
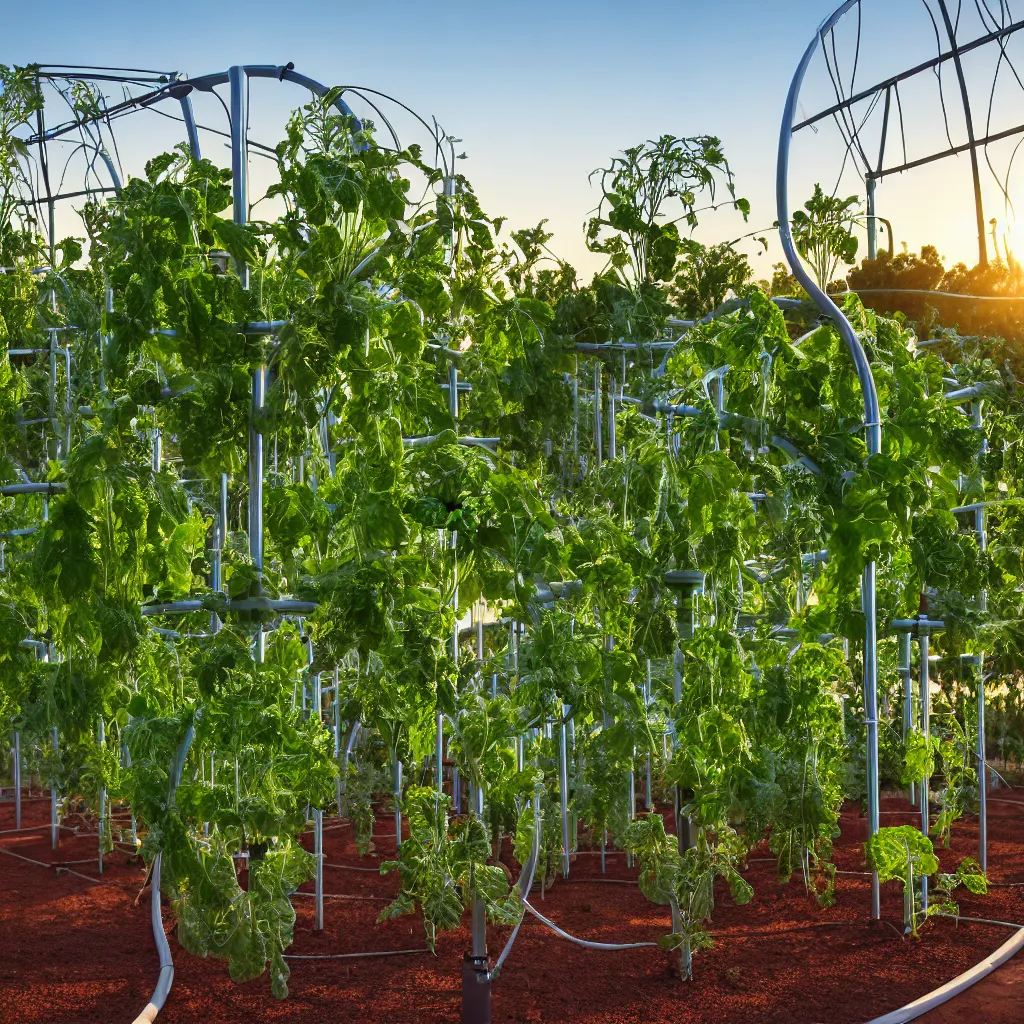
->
{"left": 863, "top": 923, "right": 1024, "bottom": 1024}
{"left": 521, "top": 899, "right": 659, "bottom": 952}
{"left": 482, "top": 791, "right": 542, "bottom": 982}
{"left": 130, "top": 850, "right": 172, "bottom": 1024}
{"left": 130, "top": 716, "right": 199, "bottom": 1024}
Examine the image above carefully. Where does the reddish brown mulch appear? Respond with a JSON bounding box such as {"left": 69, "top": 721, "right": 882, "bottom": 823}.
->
{"left": 1, "top": 784, "right": 1023, "bottom": 1024}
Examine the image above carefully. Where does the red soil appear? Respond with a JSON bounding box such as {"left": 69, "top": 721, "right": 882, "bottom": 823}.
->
{"left": 1, "top": 786, "right": 1023, "bottom": 1024}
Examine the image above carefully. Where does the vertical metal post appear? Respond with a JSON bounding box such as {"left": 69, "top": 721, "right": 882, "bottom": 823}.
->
{"left": 100, "top": 279, "right": 112, "bottom": 392}
{"left": 899, "top": 631, "right": 915, "bottom": 807}
{"left": 463, "top": 778, "right": 491, "bottom": 1024}
{"left": 863, "top": 562, "right": 881, "bottom": 918}
{"left": 440, "top": 363, "right": 460, "bottom": 800}
{"left": 571, "top": 367, "right": 579, "bottom": 472}
{"left": 559, "top": 711, "right": 571, "bottom": 878}
{"left": 973, "top": 400, "right": 989, "bottom": 873}
{"left": 211, "top": 473, "right": 227, "bottom": 632}
{"left": 13, "top": 731, "right": 21, "bottom": 831}
{"left": 230, "top": 65, "right": 264, "bottom": 664}
{"left": 228, "top": 66, "right": 250, "bottom": 286}
{"left": 644, "top": 660, "right": 653, "bottom": 811}
{"left": 50, "top": 725, "right": 59, "bottom": 850}
{"left": 919, "top": 629, "right": 931, "bottom": 911}
{"left": 593, "top": 362, "right": 602, "bottom": 468}
{"left": 866, "top": 175, "right": 877, "bottom": 261}
{"left": 334, "top": 666, "right": 343, "bottom": 814}
{"left": 204, "top": 749, "right": 213, "bottom": 838}
{"left": 313, "top": 808, "right": 324, "bottom": 930}
{"left": 98, "top": 718, "right": 106, "bottom": 875}
{"left": 393, "top": 759, "right": 403, "bottom": 849}
{"left": 608, "top": 377, "right": 617, "bottom": 460}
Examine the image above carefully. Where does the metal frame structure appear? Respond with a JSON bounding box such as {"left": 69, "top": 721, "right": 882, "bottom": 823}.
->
{"left": 791, "top": 1, "right": 1024, "bottom": 265}
{"left": 0, "top": 33, "right": 1016, "bottom": 1024}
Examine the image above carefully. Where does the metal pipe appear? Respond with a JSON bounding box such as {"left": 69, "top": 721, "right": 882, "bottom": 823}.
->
{"left": 866, "top": 175, "right": 877, "bottom": 261}
{"left": 644, "top": 661, "right": 653, "bottom": 811}
{"left": 394, "top": 759, "right": 403, "bottom": 850}
{"left": 899, "top": 632, "right": 915, "bottom": 807}
{"left": 98, "top": 718, "right": 106, "bottom": 875}
{"left": 920, "top": 630, "right": 931, "bottom": 912}
{"left": 778, "top": 3, "right": 883, "bottom": 917}
{"left": 13, "top": 731, "right": 21, "bottom": 831}
{"left": 471, "top": 782, "right": 487, "bottom": 957}
{"left": 50, "top": 725, "right": 58, "bottom": 851}
{"left": 973, "top": 400, "right": 989, "bottom": 873}
{"left": 608, "top": 377, "right": 617, "bottom": 460}
{"left": 0, "top": 482, "right": 67, "bottom": 496}
{"left": 314, "top": 808, "right": 324, "bottom": 931}
{"left": 559, "top": 711, "right": 571, "bottom": 878}
{"left": 334, "top": 667, "right": 342, "bottom": 814}
{"left": 593, "top": 362, "right": 602, "bottom": 468}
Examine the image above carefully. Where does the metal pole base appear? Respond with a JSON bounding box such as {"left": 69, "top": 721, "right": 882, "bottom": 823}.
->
{"left": 461, "top": 954, "right": 491, "bottom": 1024}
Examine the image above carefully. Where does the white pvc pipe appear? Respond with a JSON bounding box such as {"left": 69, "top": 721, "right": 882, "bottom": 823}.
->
{"left": 863, "top": 925, "right": 1024, "bottom": 1024}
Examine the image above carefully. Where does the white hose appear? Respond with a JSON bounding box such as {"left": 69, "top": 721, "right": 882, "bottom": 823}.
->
{"left": 130, "top": 716, "right": 199, "bottom": 1024}
{"left": 130, "top": 851, "right": 172, "bottom": 1024}
{"left": 521, "top": 899, "right": 659, "bottom": 951}
{"left": 864, "top": 925, "right": 1024, "bottom": 1024}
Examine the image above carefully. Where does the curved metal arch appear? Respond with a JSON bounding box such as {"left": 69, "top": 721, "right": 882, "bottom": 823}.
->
{"left": 777, "top": 0, "right": 883, "bottom": 920}
{"left": 184, "top": 64, "right": 361, "bottom": 125}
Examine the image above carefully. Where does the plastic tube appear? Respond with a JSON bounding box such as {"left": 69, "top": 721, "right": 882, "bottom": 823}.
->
{"left": 481, "top": 791, "right": 542, "bottom": 982}
{"left": 521, "top": 901, "right": 659, "bottom": 952}
{"left": 863, "top": 924, "right": 1024, "bottom": 1024}
{"left": 284, "top": 948, "right": 428, "bottom": 960}
{"left": 131, "top": 715, "right": 200, "bottom": 1024}
{"left": 130, "top": 851, "right": 173, "bottom": 1024}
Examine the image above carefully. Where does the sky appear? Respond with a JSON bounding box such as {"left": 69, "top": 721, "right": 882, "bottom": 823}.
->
{"left": 6, "top": 0, "right": 1024, "bottom": 279}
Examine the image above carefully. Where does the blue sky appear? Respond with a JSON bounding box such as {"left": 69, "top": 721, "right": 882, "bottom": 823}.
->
{"left": 6, "top": 0, "right": 1024, "bottom": 277}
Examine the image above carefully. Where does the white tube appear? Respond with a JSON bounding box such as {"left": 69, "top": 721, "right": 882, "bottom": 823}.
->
{"left": 864, "top": 925, "right": 1024, "bottom": 1024}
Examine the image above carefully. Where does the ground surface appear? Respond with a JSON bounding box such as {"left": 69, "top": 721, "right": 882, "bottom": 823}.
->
{"left": 1, "top": 784, "right": 1023, "bottom": 1024}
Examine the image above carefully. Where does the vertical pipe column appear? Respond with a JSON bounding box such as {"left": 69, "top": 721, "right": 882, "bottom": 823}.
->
{"left": 593, "top": 362, "right": 602, "bottom": 468}
{"left": 559, "top": 709, "right": 571, "bottom": 878}
{"left": 919, "top": 629, "right": 931, "bottom": 912}
{"left": 866, "top": 176, "right": 878, "bottom": 261}
{"left": 98, "top": 718, "right": 106, "bottom": 875}
{"left": 310, "top": 650, "right": 323, "bottom": 920}
{"left": 463, "top": 778, "right": 491, "bottom": 1024}
{"left": 899, "top": 632, "right": 915, "bottom": 807}
{"left": 608, "top": 376, "right": 617, "bottom": 460}
{"left": 644, "top": 661, "right": 653, "bottom": 811}
{"left": 13, "top": 731, "right": 21, "bottom": 831}
{"left": 334, "top": 667, "right": 343, "bottom": 814}
{"left": 313, "top": 805, "right": 324, "bottom": 930}
{"left": 973, "top": 400, "right": 988, "bottom": 873}
{"left": 210, "top": 473, "right": 227, "bottom": 633}
{"left": 863, "top": 560, "right": 882, "bottom": 920}
{"left": 571, "top": 366, "right": 579, "bottom": 473}
{"left": 230, "top": 65, "right": 264, "bottom": 664}
{"left": 393, "top": 759, "right": 403, "bottom": 850}
{"left": 50, "top": 725, "right": 59, "bottom": 850}
{"left": 100, "top": 278, "right": 112, "bottom": 392}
